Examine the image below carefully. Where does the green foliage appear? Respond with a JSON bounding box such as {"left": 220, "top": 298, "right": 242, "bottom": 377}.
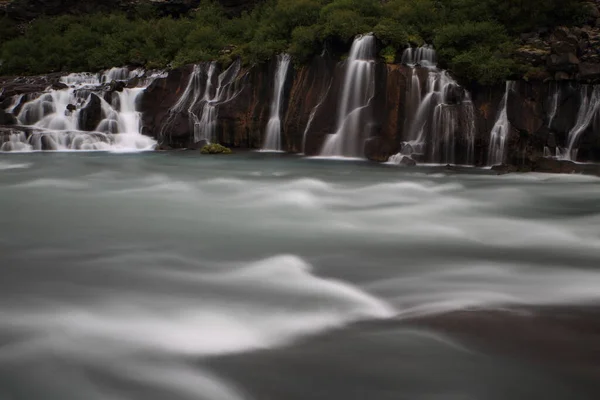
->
{"left": 200, "top": 143, "right": 233, "bottom": 154}
{"left": 0, "top": 0, "right": 588, "bottom": 84}
{"left": 380, "top": 46, "right": 397, "bottom": 64}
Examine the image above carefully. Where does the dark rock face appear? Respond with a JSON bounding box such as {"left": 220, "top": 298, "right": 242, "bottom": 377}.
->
{"left": 78, "top": 93, "right": 102, "bottom": 132}
{"left": 144, "top": 58, "right": 600, "bottom": 168}
{"left": 141, "top": 66, "right": 190, "bottom": 147}
{"left": 0, "top": 109, "right": 17, "bottom": 125}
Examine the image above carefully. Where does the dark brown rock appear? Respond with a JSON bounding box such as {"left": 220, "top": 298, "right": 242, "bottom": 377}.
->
{"left": 547, "top": 53, "right": 580, "bottom": 72}
{"left": 0, "top": 109, "right": 17, "bottom": 125}
{"left": 551, "top": 41, "right": 578, "bottom": 56}
{"left": 78, "top": 93, "right": 102, "bottom": 131}
{"left": 364, "top": 136, "right": 393, "bottom": 162}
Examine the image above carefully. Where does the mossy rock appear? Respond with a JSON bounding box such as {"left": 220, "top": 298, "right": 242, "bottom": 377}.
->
{"left": 200, "top": 143, "right": 233, "bottom": 154}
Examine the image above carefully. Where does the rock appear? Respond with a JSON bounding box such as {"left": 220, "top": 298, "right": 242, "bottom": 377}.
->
{"left": 78, "top": 93, "right": 102, "bottom": 131}
{"left": 106, "top": 80, "right": 125, "bottom": 92}
{"left": 555, "top": 72, "right": 571, "bottom": 80}
{"left": 398, "top": 156, "right": 417, "bottom": 167}
{"left": 520, "top": 32, "right": 538, "bottom": 41}
{"left": 154, "top": 143, "right": 173, "bottom": 151}
{"left": 515, "top": 46, "right": 550, "bottom": 66}
{"left": 491, "top": 164, "right": 519, "bottom": 175}
{"left": 551, "top": 41, "right": 578, "bottom": 56}
{"left": 190, "top": 139, "right": 209, "bottom": 149}
{"left": 364, "top": 136, "right": 393, "bottom": 162}
{"left": 400, "top": 143, "right": 414, "bottom": 156}
{"left": 51, "top": 82, "right": 68, "bottom": 90}
{"left": 578, "top": 62, "right": 600, "bottom": 80}
{"left": 552, "top": 27, "right": 571, "bottom": 42}
{"left": 587, "top": 2, "right": 600, "bottom": 19}
{"left": 547, "top": 53, "right": 580, "bottom": 72}
{"left": 40, "top": 134, "right": 57, "bottom": 150}
{"left": 533, "top": 157, "right": 579, "bottom": 174}
{"left": 444, "top": 83, "right": 465, "bottom": 104}
{"left": 66, "top": 104, "right": 77, "bottom": 112}
{"left": 0, "top": 109, "right": 17, "bottom": 125}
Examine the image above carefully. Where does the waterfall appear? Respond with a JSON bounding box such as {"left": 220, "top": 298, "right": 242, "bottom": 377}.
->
{"left": 2, "top": 67, "right": 160, "bottom": 152}
{"left": 162, "top": 60, "right": 242, "bottom": 145}
{"left": 487, "top": 82, "right": 514, "bottom": 166}
{"left": 547, "top": 82, "right": 560, "bottom": 129}
{"left": 564, "top": 85, "right": 600, "bottom": 161}
{"left": 263, "top": 54, "right": 291, "bottom": 151}
{"left": 462, "top": 98, "right": 477, "bottom": 165}
{"left": 320, "top": 34, "right": 376, "bottom": 157}
{"left": 395, "top": 65, "right": 475, "bottom": 165}
{"left": 401, "top": 45, "right": 437, "bottom": 68}
{"left": 5, "top": 94, "right": 24, "bottom": 114}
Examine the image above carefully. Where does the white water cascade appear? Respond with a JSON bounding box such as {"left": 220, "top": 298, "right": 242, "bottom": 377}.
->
{"left": 320, "top": 34, "right": 376, "bottom": 157}
{"left": 487, "top": 82, "right": 514, "bottom": 166}
{"left": 262, "top": 54, "right": 291, "bottom": 151}
{"left": 162, "top": 60, "right": 243, "bottom": 145}
{"left": 395, "top": 47, "right": 476, "bottom": 165}
{"left": 1, "top": 68, "right": 161, "bottom": 152}
{"left": 401, "top": 45, "right": 437, "bottom": 68}
{"left": 564, "top": 85, "right": 600, "bottom": 161}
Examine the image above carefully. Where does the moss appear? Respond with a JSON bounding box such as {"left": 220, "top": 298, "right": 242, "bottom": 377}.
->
{"left": 380, "top": 46, "right": 396, "bottom": 63}
{"left": 200, "top": 143, "right": 233, "bottom": 154}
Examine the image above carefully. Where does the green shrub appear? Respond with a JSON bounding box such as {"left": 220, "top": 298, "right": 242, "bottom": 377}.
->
{"left": 200, "top": 143, "right": 233, "bottom": 154}
{"left": 0, "top": 0, "right": 589, "bottom": 84}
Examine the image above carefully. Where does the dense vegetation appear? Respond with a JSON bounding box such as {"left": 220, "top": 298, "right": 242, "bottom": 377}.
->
{"left": 0, "top": 0, "right": 587, "bottom": 84}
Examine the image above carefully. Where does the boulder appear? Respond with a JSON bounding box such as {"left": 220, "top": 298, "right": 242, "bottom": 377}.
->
{"left": 78, "top": 93, "right": 102, "bottom": 131}
{"left": 51, "top": 82, "right": 68, "bottom": 91}
{"left": 547, "top": 53, "right": 580, "bottom": 72}
{"left": 551, "top": 41, "right": 578, "bottom": 56}
{"left": 398, "top": 156, "right": 417, "bottom": 167}
{"left": 0, "top": 109, "right": 17, "bottom": 125}
{"left": 364, "top": 136, "right": 394, "bottom": 162}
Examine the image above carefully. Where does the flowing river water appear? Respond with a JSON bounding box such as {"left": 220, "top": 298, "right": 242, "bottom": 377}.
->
{"left": 1, "top": 152, "right": 600, "bottom": 399}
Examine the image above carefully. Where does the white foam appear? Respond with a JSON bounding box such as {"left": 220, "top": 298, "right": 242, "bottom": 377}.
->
{"left": 0, "top": 161, "right": 32, "bottom": 170}
{"left": 1, "top": 255, "right": 394, "bottom": 359}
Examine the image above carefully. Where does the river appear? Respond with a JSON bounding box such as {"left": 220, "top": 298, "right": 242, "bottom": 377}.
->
{"left": 1, "top": 152, "right": 599, "bottom": 399}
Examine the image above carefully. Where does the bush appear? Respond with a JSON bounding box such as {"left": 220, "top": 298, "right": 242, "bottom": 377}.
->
{"left": 200, "top": 143, "right": 233, "bottom": 154}
{"left": 0, "top": 0, "right": 589, "bottom": 84}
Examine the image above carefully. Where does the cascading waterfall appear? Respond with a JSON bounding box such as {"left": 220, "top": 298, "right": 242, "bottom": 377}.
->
{"left": 564, "top": 85, "right": 600, "bottom": 161}
{"left": 1, "top": 68, "right": 160, "bottom": 152}
{"left": 401, "top": 45, "right": 437, "bottom": 68}
{"left": 394, "top": 47, "right": 476, "bottom": 166}
{"left": 487, "top": 82, "right": 514, "bottom": 166}
{"left": 321, "top": 34, "right": 376, "bottom": 157}
{"left": 161, "top": 60, "right": 242, "bottom": 144}
{"left": 262, "top": 54, "right": 291, "bottom": 151}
